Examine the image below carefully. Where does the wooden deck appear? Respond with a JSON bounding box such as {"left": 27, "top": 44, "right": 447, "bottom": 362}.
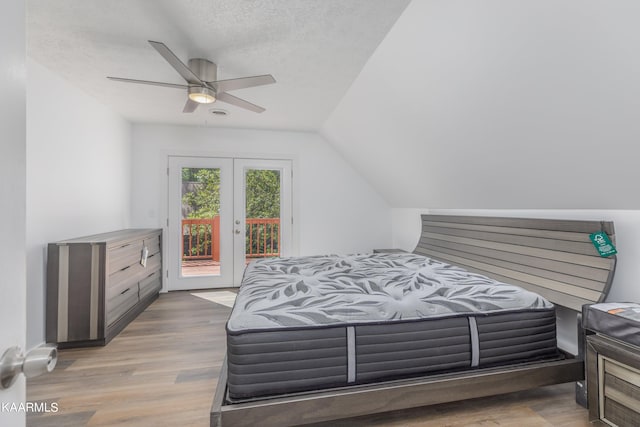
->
{"left": 182, "top": 259, "right": 221, "bottom": 276}
{"left": 27, "top": 291, "right": 594, "bottom": 426}
{"left": 181, "top": 258, "right": 260, "bottom": 277}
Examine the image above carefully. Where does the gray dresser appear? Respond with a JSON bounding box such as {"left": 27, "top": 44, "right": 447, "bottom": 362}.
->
{"left": 46, "top": 229, "right": 162, "bottom": 348}
{"left": 587, "top": 334, "right": 640, "bottom": 426}
{"left": 584, "top": 303, "right": 640, "bottom": 426}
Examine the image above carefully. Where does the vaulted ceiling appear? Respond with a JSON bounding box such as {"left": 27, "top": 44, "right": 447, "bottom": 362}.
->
{"left": 27, "top": 0, "right": 410, "bottom": 131}
{"left": 27, "top": 1, "right": 640, "bottom": 208}
{"left": 322, "top": 0, "right": 640, "bottom": 208}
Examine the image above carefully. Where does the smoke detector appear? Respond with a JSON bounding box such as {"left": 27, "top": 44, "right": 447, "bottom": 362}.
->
{"left": 209, "top": 109, "right": 228, "bottom": 116}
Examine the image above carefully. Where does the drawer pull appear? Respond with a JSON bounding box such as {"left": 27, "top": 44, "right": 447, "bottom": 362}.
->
{"left": 120, "top": 288, "right": 131, "bottom": 295}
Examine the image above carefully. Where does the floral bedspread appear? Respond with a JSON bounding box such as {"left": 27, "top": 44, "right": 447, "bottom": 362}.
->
{"left": 227, "top": 252, "right": 553, "bottom": 332}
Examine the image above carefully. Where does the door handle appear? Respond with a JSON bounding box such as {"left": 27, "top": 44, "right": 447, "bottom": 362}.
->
{"left": 235, "top": 229, "right": 241, "bottom": 234}
{"left": 0, "top": 346, "right": 58, "bottom": 389}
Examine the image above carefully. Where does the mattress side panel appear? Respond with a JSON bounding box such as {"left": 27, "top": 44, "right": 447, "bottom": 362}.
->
{"left": 476, "top": 308, "right": 559, "bottom": 365}
{"left": 355, "top": 317, "right": 472, "bottom": 382}
{"left": 227, "top": 327, "right": 347, "bottom": 399}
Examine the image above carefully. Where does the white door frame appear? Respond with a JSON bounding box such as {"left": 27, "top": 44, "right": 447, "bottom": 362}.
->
{"left": 0, "top": 0, "right": 26, "bottom": 422}
{"left": 168, "top": 156, "right": 233, "bottom": 290}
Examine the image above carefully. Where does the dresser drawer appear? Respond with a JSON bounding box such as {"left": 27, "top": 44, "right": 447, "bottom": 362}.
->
{"left": 108, "top": 265, "right": 142, "bottom": 298}
{"left": 139, "top": 270, "right": 162, "bottom": 300}
{"left": 144, "top": 252, "right": 162, "bottom": 273}
{"left": 108, "top": 232, "right": 161, "bottom": 274}
{"left": 143, "top": 234, "right": 161, "bottom": 256}
{"left": 109, "top": 240, "right": 145, "bottom": 274}
{"left": 600, "top": 356, "right": 640, "bottom": 426}
{"left": 587, "top": 333, "right": 640, "bottom": 427}
{"left": 108, "top": 253, "right": 161, "bottom": 298}
{"left": 106, "top": 283, "right": 139, "bottom": 326}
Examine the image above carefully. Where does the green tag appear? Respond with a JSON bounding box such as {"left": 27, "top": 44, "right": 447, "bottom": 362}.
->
{"left": 589, "top": 232, "right": 617, "bottom": 257}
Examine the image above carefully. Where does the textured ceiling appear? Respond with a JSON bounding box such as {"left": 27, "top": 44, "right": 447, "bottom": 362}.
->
{"left": 27, "top": 0, "right": 410, "bottom": 131}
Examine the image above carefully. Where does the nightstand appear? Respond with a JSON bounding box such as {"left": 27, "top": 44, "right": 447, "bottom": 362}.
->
{"left": 584, "top": 304, "right": 640, "bottom": 426}
{"left": 372, "top": 249, "right": 407, "bottom": 254}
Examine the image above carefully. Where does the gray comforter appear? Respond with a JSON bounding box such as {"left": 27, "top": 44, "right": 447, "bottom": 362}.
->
{"left": 227, "top": 252, "right": 552, "bottom": 332}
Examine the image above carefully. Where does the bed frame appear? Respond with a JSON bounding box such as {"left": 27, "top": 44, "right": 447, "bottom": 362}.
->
{"left": 211, "top": 214, "right": 617, "bottom": 426}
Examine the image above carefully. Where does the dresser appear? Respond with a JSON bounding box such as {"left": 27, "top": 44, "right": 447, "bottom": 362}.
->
{"left": 587, "top": 334, "right": 640, "bottom": 426}
{"left": 46, "top": 229, "right": 162, "bottom": 348}
{"left": 584, "top": 303, "right": 640, "bottom": 426}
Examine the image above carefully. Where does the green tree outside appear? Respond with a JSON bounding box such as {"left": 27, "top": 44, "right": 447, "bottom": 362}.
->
{"left": 182, "top": 168, "right": 280, "bottom": 218}
{"left": 182, "top": 168, "right": 221, "bottom": 218}
{"left": 245, "top": 169, "right": 280, "bottom": 219}
{"left": 182, "top": 168, "right": 281, "bottom": 256}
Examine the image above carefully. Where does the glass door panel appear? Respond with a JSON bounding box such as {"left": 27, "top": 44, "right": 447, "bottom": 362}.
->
{"left": 245, "top": 168, "right": 281, "bottom": 261}
{"left": 233, "top": 159, "right": 292, "bottom": 285}
{"left": 180, "top": 167, "right": 222, "bottom": 277}
{"left": 168, "top": 156, "right": 232, "bottom": 290}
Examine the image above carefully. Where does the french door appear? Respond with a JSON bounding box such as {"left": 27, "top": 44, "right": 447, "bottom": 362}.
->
{"left": 233, "top": 159, "right": 292, "bottom": 283}
{"left": 168, "top": 156, "right": 292, "bottom": 290}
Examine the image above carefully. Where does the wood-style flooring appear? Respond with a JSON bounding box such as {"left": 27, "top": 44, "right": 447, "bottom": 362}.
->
{"left": 27, "top": 291, "right": 593, "bottom": 426}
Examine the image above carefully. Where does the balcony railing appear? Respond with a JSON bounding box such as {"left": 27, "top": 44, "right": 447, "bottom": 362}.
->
{"left": 182, "top": 216, "right": 280, "bottom": 261}
{"left": 182, "top": 217, "right": 220, "bottom": 261}
{"left": 245, "top": 218, "right": 280, "bottom": 258}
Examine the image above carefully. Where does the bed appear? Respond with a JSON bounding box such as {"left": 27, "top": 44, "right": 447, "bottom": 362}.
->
{"left": 211, "top": 214, "right": 617, "bottom": 426}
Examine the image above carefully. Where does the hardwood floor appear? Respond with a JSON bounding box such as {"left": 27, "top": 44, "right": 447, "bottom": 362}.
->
{"left": 28, "top": 292, "right": 592, "bottom": 426}
{"left": 27, "top": 292, "right": 228, "bottom": 427}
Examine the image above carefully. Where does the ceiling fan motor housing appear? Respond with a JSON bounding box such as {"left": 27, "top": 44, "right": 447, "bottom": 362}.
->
{"left": 188, "top": 58, "right": 217, "bottom": 82}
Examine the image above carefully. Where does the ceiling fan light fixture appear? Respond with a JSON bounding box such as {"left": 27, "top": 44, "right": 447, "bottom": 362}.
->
{"left": 108, "top": 41, "right": 273, "bottom": 113}
{"left": 188, "top": 86, "right": 216, "bottom": 104}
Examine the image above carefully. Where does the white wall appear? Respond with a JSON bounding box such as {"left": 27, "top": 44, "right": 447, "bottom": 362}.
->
{"left": 131, "top": 124, "right": 391, "bottom": 265}
{"left": 322, "top": 0, "right": 640, "bottom": 352}
{"left": 323, "top": 0, "right": 640, "bottom": 209}
{"left": 0, "top": 0, "right": 26, "bottom": 422}
{"left": 392, "top": 208, "right": 640, "bottom": 352}
{"left": 26, "top": 59, "right": 132, "bottom": 348}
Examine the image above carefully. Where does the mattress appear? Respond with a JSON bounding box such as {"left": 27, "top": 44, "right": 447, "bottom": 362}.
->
{"left": 226, "top": 253, "right": 559, "bottom": 400}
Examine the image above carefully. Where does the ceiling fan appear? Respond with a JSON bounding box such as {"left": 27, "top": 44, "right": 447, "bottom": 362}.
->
{"left": 107, "top": 40, "right": 275, "bottom": 113}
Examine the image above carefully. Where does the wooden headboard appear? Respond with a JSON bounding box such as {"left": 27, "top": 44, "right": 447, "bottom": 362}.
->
{"left": 413, "top": 214, "right": 617, "bottom": 312}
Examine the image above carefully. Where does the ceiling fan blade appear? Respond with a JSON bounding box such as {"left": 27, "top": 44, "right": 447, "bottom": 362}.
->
{"left": 210, "top": 74, "right": 276, "bottom": 93}
{"left": 216, "top": 92, "right": 266, "bottom": 113}
{"left": 107, "top": 76, "right": 189, "bottom": 90}
{"left": 148, "top": 40, "right": 203, "bottom": 85}
{"left": 183, "top": 98, "right": 199, "bottom": 113}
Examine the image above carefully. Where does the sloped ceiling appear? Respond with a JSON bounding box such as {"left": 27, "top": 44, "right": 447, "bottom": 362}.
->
{"left": 322, "top": 0, "right": 640, "bottom": 208}
{"left": 27, "top": 0, "right": 410, "bottom": 131}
